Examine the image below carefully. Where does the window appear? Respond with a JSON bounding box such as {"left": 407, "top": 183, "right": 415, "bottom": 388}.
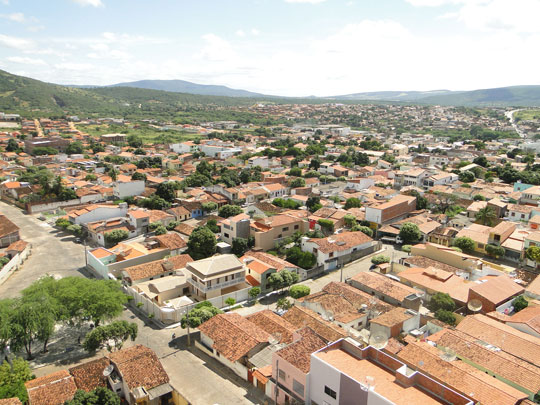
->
{"left": 329, "top": 252, "right": 334, "bottom": 258}
{"left": 294, "top": 224, "right": 299, "bottom": 230}
{"left": 278, "top": 369, "right": 286, "bottom": 380}
{"left": 293, "top": 379, "right": 304, "bottom": 397}
{"left": 283, "top": 227, "right": 289, "bottom": 232}
{"left": 324, "top": 386, "right": 336, "bottom": 399}
{"left": 224, "top": 233, "right": 230, "bottom": 238}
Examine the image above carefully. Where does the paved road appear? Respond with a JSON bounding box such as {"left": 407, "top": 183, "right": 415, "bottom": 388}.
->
{"left": 0, "top": 202, "right": 86, "bottom": 298}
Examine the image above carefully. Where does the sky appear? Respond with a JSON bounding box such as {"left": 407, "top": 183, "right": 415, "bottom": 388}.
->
{"left": 1, "top": 0, "right": 540, "bottom": 97}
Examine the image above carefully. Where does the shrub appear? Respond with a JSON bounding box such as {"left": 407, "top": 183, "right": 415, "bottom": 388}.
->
{"left": 104, "top": 229, "right": 129, "bottom": 245}
{"left": 55, "top": 218, "right": 70, "bottom": 229}
{"left": 276, "top": 298, "right": 293, "bottom": 311}
{"left": 485, "top": 244, "right": 505, "bottom": 258}
{"left": 355, "top": 226, "right": 373, "bottom": 237}
{"left": 513, "top": 295, "right": 528, "bottom": 312}
{"left": 435, "top": 309, "right": 456, "bottom": 325}
{"left": 154, "top": 225, "right": 167, "bottom": 235}
{"left": 290, "top": 285, "right": 310, "bottom": 299}
{"left": 399, "top": 222, "right": 422, "bottom": 244}
{"left": 402, "top": 245, "right": 412, "bottom": 253}
{"left": 344, "top": 197, "right": 362, "bottom": 209}
{"left": 286, "top": 246, "right": 316, "bottom": 269}
{"left": 317, "top": 219, "right": 334, "bottom": 231}
{"left": 371, "top": 255, "right": 390, "bottom": 265}
{"left": 430, "top": 292, "right": 456, "bottom": 312}
{"left": 225, "top": 297, "right": 236, "bottom": 307}
{"left": 453, "top": 236, "right": 475, "bottom": 252}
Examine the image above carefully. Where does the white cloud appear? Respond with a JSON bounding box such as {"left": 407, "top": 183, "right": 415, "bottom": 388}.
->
{"left": 0, "top": 34, "right": 34, "bottom": 50}
{"left": 235, "top": 29, "right": 245, "bottom": 37}
{"left": 251, "top": 28, "right": 260, "bottom": 36}
{"left": 28, "top": 25, "right": 45, "bottom": 32}
{"left": 54, "top": 62, "right": 94, "bottom": 71}
{"left": 284, "top": 0, "right": 327, "bottom": 3}
{"left": 7, "top": 56, "right": 46, "bottom": 65}
{"left": 0, "top": 0, "right": 9, "bottom": 5}
{"left": 71, "top": 0, "right": 103, "bottom": 7}
{"left": 198, "top": 34, "right": 236, "bottom": 62}
{"left": 1, "top": 12, "right": 25, "bottom": 22}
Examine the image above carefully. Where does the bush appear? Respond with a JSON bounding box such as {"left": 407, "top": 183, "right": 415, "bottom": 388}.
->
{"left": 355, "top": 226, "right": 373, "bottom": 237}
{"left": 435, "top": 309, "right": 456, "bottom": 325}
{"left": 55, "top": 218, "right": 70, "bottom": 229}
{"left": 286, "top": 246, "right": 316, "bottom": 269}
{"left": 344, "top": 197, "right": 362, "bottom": 209}
{"left": 485, "top": 244, "right": 505, "bottom": 258}
{"left": 154, "top": 225, "right": 167, "bottom": 235}
{"left": 66, "top": 224, "right": 82, "bottom": 236}
{"left": 402, "top": 245, "right": 412, "bottom": 253}
{"left": 218, "top": 204, "right": 243, "bottom": 218}
{"left": 513, "top": 295, "right": 528, "bottom": 312}
{"left": 430, "top": 292, "right": 456, "bottom": 312}
{"left": 453, "top": 236, "right": 475, "bottom": 252}
{"left": 104, "top": 229, "right": 129, "bottom": 245}
{"left": 290, "top": 285, "right": 310, "bottom": 299}
{"left": 399, "top": 222, "right": 422, "bottom": 244}
{"left": 225, "top": 297, "right": 236, "bottom": 307}
{"left": 317, "top": 219, "right": 334, "bottom": 231}
{"left": 273, "top": 198, "right": 301, "bottom": 210}
{"left": 248, "top": 287, "right": 260, "bottom": 300}
{"left": 371, "top": 255, "right": 390, "bottom": 265}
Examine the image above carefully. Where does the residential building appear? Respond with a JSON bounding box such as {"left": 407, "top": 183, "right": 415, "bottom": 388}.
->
{"left": 67, "top": 203, "right": 128, "bottom": 225}
{"left": 220, "top": 213, "right": 250, "bottom": 245}
{"left": 467, "top": 275, "right": 524, "bottom": 313}
{"left": 0, "top": 214, "right": 19, "bottom": 248}
{"left": 24, "top": 136, "right": 70, "bottom": 154}
{"left": 185, "top": 254, "right": 248, "bottom": 299}
{"left": 113, "top": 176, "right": 145, "bottom": 198}
{"left": 364, "top": 195, "right": 416, "bottom": 228}
{"left": 309, "top": 339, "right": 473, "bottom": 405}
{"left": 25, "top": 370, "right": 78, "bottom": 405}
{"left": 300, "top": 231, "right": 376, "bottom": 271}
{"left": 250, "top": 214, "right": 308, "bottom": 251}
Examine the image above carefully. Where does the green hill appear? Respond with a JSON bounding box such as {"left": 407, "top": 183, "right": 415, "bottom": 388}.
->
{"left": 414, "top": 86, "right": 540, "bottom": 107}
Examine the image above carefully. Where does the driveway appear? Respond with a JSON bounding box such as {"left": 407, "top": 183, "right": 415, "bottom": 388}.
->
{"left": 0, "top": 202, "right": 86, "bottom": 298}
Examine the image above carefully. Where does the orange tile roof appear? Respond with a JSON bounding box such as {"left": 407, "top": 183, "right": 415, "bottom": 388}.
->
{"left": 25, "top": 370, "right": 78, "bottom": 405}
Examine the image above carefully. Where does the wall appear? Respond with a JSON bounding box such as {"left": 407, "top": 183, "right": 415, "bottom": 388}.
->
{"left": 0, "top": 244, "right": 31, "bottom": 285}
{"left": 195, "top": 338, "right": 248, "bottom": 380}
{"left": 113, "top": 180, "right": 145, "bottom": 198}
{"left": 107, "top": 249, "right": 170, "bottom": 278}
{"left": 26, "top": 198, "right": 84, "bottom": 214}
{"left": 309, "top": 353, "right": 342, "bottom": 405}
{"left": 273, "top": 353, "right": 309, "bottom": 405}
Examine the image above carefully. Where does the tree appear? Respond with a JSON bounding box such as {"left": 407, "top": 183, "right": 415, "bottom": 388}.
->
{"left": 66, "top": 141, "right": 84, "bottom": 155}
{"left": 202, "top": 201, "right": 218, "bottom": 213}
{"left": 430, "top": 292, "right": 455, "bottom": 312}
{"left": 399, "top": 223, "right": 422, "bottom": 244}
{"left": 344, "top": 198, "right": 362, "bottom": 209}
{"left": 290, "top": 285, "right": 310, "bottom": 299}
{"left": 309, "top": 158, "right": 321, "bottom": 170}
{"left": 6, "top": 139, "right": 19, "bottom": 152}
{"left": 526, "top": 246, "right": 540, "bottom": 264}
{"left": 288, "top": 167, "right": 302, "bottom": 177}
{"left": 276, "top": 298, "right": 293, "bottom": 311}
{"left": 0, "top": 357, "right": 33, "bottom": 403}
{"left": 104, "top": 229, "right": 128, "bottom": 245}
{"left": 343, "top": 214, "right": 357, "bottom": 228}
{"left": 317, "top": 219, "right": 334, "bottom": 233}
{"left": 131, "top": 172, "right": 146, "bottom": 181}
{"left": 231, "top": 238, "right": 249, "bottom": 256}
{"left": 306, "top": 196, "right": 321, "bottom": 213}
{"left": 138, "top": 195, "right": 171, "bottom": 210}
{"left": 404, "top": 190, "right": 428, "bottom": 210}
{"left": 485, "top": 244, "right": 505, "bottom": 258}
{"left": 127, "top": 134, "right": 143, "bottom": 148}
{"left": 453, "top": 236, "right": 475, "bottom": 252}
{"left": 181, "top": 301, "right": 222, "bottom": 329}
{"left": 56, "top": 218, "right": 71, "bottom": 229}
{"left": 355, "top": 226, "right": 373, "bottom": 238}
{"left": 248, "top": 287, "right": 260, "bottom": 301}
{"left": 154, "top": 225, "right": 167, "bottom": 235}
{"left": 225, "top": 298, "right": 236, "bottom": 307}
{"left": 285, "top": 247, "right": 316, "bottom": 269}
{"left": 83, "top": 320, "right": 137, "bottom": 352}
{"left": 65, "top": 387, "right": 121, "bottom": 405}
{"left": 187, "top": 226, "right": 216, "bottom": 260}
{"left": 473, "top": 156, "right": 488, "bottom": 167}
{"left": 371, "top": 255, "right": 389, "bottom": 265}
{"left": 156, "top": 182, "right": 178, "bottom": 202}
{"left": 513, "top": 295, "right": 528, "bottom": 312}
{"left": 473, "top": 194, "right": 486, "bottom": 201}
{"left": 459, "top": 170, "right": 475, "bottom": 183}
{"left": 289, "top": 178, "right": 305, "bottom": 188}
{"left": 402, "top": 245, "right": 412, "bottom": 253}
{"left": 435, "top": 309, "right": 456, "bottom": 326}
{"left": 218, "top": 204, "right": 243, "bottom": 218}
{"left": 476, "top": 206, "right": 497, "bottom": 226}
{"left": 205, "top": 219, "right": 220, "bottom": 233}
{"left": 267, "top": 272, "right": 284, "bottom": 292}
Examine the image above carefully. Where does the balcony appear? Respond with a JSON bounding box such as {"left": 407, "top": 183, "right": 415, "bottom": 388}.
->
{"left": 187, "top": 275, "right": 244, "bottom": 293}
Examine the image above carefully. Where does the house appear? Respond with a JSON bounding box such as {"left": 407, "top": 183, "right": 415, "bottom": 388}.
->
{"left": 282, "top": 305, "right": 347, "bottom": 343}
{"left": 467, "top": 275, "right": 524, "bottom": 313}
{"left": 241, "top": 250, "right": 302, "bottom": 288}
{"left": 261, "top": 183, "right": 289, "bottom": 199}
{"left": 149, "top": 233, "right": 188, "bottom": 255}
{"left": 503, "top": 306, "right": 540, "bottom": 338}
{"left": 396, "top": 168, "right": 430, "bottom": 188}
{"left": 128, "top": 210, "right": 151, "bottom": 233}
{"left": 369, "top": 306, "right": 420, "bottom": 339}
{"left": 67, "top": 203, "right": 128, "bottom": 225}
{"left": 349, "top": 271, "right": 423, "bottom": 310}
{"left": 246, "top": 309, "right": 298, "bottom": 344}
{"left": 520, "top": 185, "right": 540, "bottom": 205}
{"left": 250, "top": 214, "right": 308, "bottom": 251}
{"left": 310, "top": 338, "right": 473, "bottom": 405}
{"left": 397, "top": 338, "right": 527, "bottom": 405}
{"left": 86, "top": 217, "right": 137, "bottom": 246}
{"left": 122, "top": 253, "right": 193, "bottom": 285}
{"left": 69, "top": 357, "right": 111, "bottom": 393}
{"left": 300, "top": 231, "right": 376, "bottom": 271}
{"left": 0, "top": 214, "right": 19, "bottom": 248}
{"left": 506, "top": 203, "right": 533, "bottom": 222}
{"left": 166, "top": 206, "right": 191, "bottom": 222}
{"left": 25, "top": 370, "right": 78, "bottom": 405}
{"left": 107, "top": 345, "right": 172, "bottom": 404}
{"left": 423, "top": 171, "right": 458, "bottom": 187}
{"left": 113, "top": 176, "right": 145, "bottom": 198}
{"left": 198, "top": 313, "right": 270, "bottom": 380}
{"left": 272, "top": 327, "right": 327, "bottom": 405}
{"left": 299, "top": 281, "right": 391, "bottom": 331}
{"left": 185, "top": 254, "right": 248, "bottom": 299}
{"left": 364, "top": 195, "right": 416, "bottom": 228}
{"left": 455, "top": 224, "right": 492, "bottom": 253}
{"left": 220, "top": 213, "right": 250, "bottom": 245}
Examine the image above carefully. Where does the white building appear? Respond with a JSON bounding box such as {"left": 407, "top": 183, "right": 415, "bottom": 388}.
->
{"left": 113, "top": 178, "right": 145, "bottom": 199}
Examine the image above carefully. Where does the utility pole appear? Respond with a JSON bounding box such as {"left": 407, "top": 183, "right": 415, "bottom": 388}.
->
{"left": 186, "top": 308, "right": 191, "bottom": 347}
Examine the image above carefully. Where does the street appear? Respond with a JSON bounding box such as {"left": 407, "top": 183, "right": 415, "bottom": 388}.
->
{"left": 0, "top": 201, "right": 87, "bottom": 298}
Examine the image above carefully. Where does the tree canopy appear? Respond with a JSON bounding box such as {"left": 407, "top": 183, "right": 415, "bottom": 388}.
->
{"left": 83, "top": 320, "right": 137, "bottom": 352}
{"left": 187, "top": 226, "right": 217, "bottom": 260}
{"left": 218, "top": 204, "right": 243, "bottom": 218}
{"left": 399, "top": 223, "right": 422, "bottom": 244}
{"left": 181, "top": 301, "right": 222, "bottom": 329}
{"left": 65, "top": 387, "right": 121, "bottom": 405}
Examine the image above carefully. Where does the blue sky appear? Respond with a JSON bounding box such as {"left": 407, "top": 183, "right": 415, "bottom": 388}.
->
{"left": 1, "top": 0, "right": 539, "bottom": 96}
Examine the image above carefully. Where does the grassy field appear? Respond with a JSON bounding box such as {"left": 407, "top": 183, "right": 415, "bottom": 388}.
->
{"left": 515, "top": 109, "right": 540, "bottom": 121}
{"left": 76, "top": 123, "right": 202, "bottom": 144}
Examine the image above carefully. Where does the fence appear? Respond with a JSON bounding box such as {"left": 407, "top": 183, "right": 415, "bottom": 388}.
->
{"left": 0, "top": 244, "right": 32, "bottom": 285}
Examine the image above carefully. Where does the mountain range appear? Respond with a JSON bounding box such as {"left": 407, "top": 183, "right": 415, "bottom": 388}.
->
{"left": 2, "top": 69, "right": 540, "bottom": 116}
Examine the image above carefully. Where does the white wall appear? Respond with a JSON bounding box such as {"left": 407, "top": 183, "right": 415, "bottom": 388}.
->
{"left": 309, "top": 353, "right": 341, "bottom": 405}
{"left": 74, "top": 205, "right": 128, "bottom": 225}
{"left": 113, "top": 180, "right": 145, "bottom": 198}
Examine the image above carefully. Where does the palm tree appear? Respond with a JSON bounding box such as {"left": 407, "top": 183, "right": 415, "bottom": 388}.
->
{"left": 476, "top": 206, "right": 497, "bottom": 226}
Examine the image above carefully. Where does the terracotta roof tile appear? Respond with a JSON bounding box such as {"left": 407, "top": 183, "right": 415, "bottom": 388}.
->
{"left": 246, "top": 310, "right": 297, "bottom": 344}
{"left": 275, "top": 327, "right": 326, "bottom": 373}
{"left": 69, "top": 357, "right": 110, "bottom": 392}
{"left": 25, "top": 370, "right": 78, "bottom": 405}
{"left": 282, "top": 306, "right": 346, "bottom": 343}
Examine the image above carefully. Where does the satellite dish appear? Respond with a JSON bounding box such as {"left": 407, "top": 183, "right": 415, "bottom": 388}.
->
{"left": 467, "top": 299, "right": 483, "bottom": 313}
{"left": 327, "top": 310, "right": 334, "bottom": 322}
{"left": 369, "top": 332, "right": 388, "bottom": 350}
{"left": 103, "top": 365, "right": 114, "bottom": 377}
{"left": 438, "top": 346, "right": 457, "bottom": 362}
